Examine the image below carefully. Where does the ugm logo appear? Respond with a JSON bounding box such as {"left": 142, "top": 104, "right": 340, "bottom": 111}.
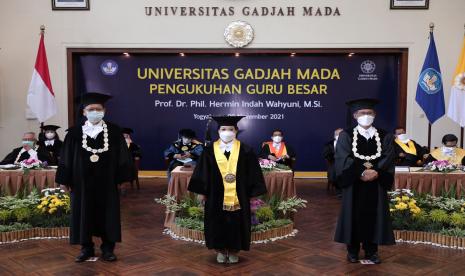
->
{"left": 100, "top": 60, "right": 119, "bottom": 76}
{"left": 419, "top": 68, "right": 442, "bottom": 94}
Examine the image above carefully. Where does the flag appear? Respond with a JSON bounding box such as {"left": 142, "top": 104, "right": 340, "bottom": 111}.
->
{"left": 415, "top": 31, "right": 445, "bottom": 124}
{"left": 27, "top": 32, "right": 57, "bottom": 123}
{"left": 447, "top": 36, "right": 465, "bottom": 127}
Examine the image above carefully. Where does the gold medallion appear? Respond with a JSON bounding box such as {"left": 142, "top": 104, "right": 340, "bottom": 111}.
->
{"left": 90, "top": 154, "right": 99, "bottom": 163}
{"left": 224, "top": 173, "right": 236, "bottom": 183}
{"left": 181, "top": 146, "right": 189, "bottom": 151}
{"left": 363, "top": 161, "right": 373, "bottom": 169}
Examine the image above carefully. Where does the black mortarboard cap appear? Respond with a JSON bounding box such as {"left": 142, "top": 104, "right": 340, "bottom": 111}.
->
{"left": 346, "top": 98, "right": 379, "bottom": 113}
{"left": 40, "top": 125, "right": 60, "bottom": 131}
{"left": 76, "top": 92, "right": 113, "bottom": 107}
{"left": 179, "top": 129, "right": 196, "bottom": 138}
{"left": 122, "top": 128, "right": 134, "bottom": 135}
{"left": 212, "top": 115, "right": 245, "bottom": 128}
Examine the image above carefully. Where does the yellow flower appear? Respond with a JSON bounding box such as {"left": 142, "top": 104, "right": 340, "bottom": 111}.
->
{"left": 395, "top": 202, "right": 408, "bottom": 210}
{"left": 394, "top": 197, "right": 401, "bottom": 202}
{"left": 37, "top": 204, "right": 43, "bottom": 209}
{"left": 390, "top": 208, "right": 395, "bottom": 212}
{"left": 461, "top": 207, "right": 464, "bottom": 212}
{"left": 409, "top": 199, "right": 417, "bottom": 204}
{"left": 410, "top": 207, "right": 421, "bottom": 214}
{"left": 401, "top": 196, "right": 409, "bottom": 201}
{"left": 48, "top": 208, "right": 57, "bottom": 214}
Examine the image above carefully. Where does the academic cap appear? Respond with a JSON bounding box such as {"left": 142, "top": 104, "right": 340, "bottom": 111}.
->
{"left": 179, "top": 129, "right": 196, "bottom": 138}
{"left": 40, "top": 125, "right": 60, "bottom": 132}
{"left": 76, "top": 92, "right": 113, "bottom": 107}
{"left": 211, "top": 115, "right": 245, "bottom": 128}
{"left": 346, "top": 98, "right": 379, "bottom": 113}
{"left": 122, "top": 128, "right": 134, "bottom": 135}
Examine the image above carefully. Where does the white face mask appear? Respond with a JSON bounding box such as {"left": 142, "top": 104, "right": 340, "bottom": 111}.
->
{"left": 397, "top": 134, "right": 410, "bottom": 143}
{"left": 85, "top": 110, "right": 105, "bottom": 124}
{"left": 272, "top": 136, "right": 283, "bottom": 143}
{"left": 219, "top": 130, "right": 235, "bottom": 143}
{"left": 442, "top": 146, "right": 455, "bottom": 154}
{"left": 357, "top": 115, "right": 375, "bottom": 127}
{"left": 45, "top": 132, "right": 55, "bottom": 140}
{"left": 182, "top": 138, "right": 192, "bottom": 145}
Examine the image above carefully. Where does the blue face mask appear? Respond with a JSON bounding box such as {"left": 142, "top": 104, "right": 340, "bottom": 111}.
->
{"left": 22, "top": 141, "right": 35, "bottom": 147}
{"left": 85, "top": 111, "right": 105, "bottom": 124}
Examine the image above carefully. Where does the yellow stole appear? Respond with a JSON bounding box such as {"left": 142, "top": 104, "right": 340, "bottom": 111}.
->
{"left": 431, "top": 147, "right": 465, "bottom": 165}
{"left": 395, "top": 139, "right": 417, "bottom": 155}
{"left": 266, "top": 142, "right": 288, "bottom": 158}
{"left": 213, "top": 139, "right": 241, "bottom": 211}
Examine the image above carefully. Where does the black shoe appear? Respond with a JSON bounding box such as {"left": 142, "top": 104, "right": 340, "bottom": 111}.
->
{"left": 366, "top": 253, "right": 381, "bottom": 264}
{"left": 75, "top": 251, "right": 95, "bottom": 263}
{"left": 347, "top": 253, "right": 359, "bottom": 263}
{"left": 102, "top": 251, "right": 117, "bottom": 262}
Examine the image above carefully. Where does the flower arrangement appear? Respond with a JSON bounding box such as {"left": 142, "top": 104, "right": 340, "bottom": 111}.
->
{"left": 422, "top": 160, "right": 460, "bottom": 173}
{"left": 155, "top": 195, "right": 307, "bottom": 233}
{"left": 259, "top": 159, "right": 276, "bottom": 171}
{"left": 258, "top": 159, "right": 291, "bottom": 172}
{"left": 19, "top": 158, "right": 43, "bottom": 170}
{"left": 0, "top": 187, "right": 70, "bottom": 233}
{"left": 389, "top": 189, "right": 465, "bottom": 236}
{"left": 37, "top": 188, "right": 70, "bottom": 215}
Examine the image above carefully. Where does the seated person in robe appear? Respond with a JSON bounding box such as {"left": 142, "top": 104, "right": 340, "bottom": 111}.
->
{"left": 37, "top": 125, "right": 63, "bottom": 166}
{"left": 425, "top": 134, "right": 465, "bottom": 165}
{"left": 1, "top": 132, "right": 51, "bottom": 165}
{"left": 393, "top": 126, "right": 428, "bottom": 167}
{"left": 259, "top": 129, "right": 296, "bottom": 169}
{"left": 164, "top": 129, "right": 203, "bottom": 175}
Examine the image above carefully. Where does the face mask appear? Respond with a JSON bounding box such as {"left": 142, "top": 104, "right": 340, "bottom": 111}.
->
{"left": 397, "top": 134, "right": 409, "bottom": 142}
{"left": 22, "top": 141, "right": 35, "bottom": 148}
{"left": 357, "top": 115, "right": 375, "bottom": 127}
{"left": 219, "top": 130, "right": 235, "bottom": 143}
{"left": 45, "top": 132, "right": 55, "bottom": 140}
{"left": 182, "top": 138, "right": 192, "bottom": 145}
{"left": 272, "top": 136, "right": 283, "bottom": 143}
{"left": 442, "top": 146, "right": 455, "bottom": 154}
{"left": 85, "top": 111, "right": 104, "bottom": 124}
{"left": 125, "top": 138, "right": 131, "bottom": 143}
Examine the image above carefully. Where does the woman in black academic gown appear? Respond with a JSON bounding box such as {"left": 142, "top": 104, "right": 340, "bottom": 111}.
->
{"left": 188, "top": 116, "right": 267, "bottom": 264}
{"left": 38, "top": 125, "right": 63, "bottom": 166}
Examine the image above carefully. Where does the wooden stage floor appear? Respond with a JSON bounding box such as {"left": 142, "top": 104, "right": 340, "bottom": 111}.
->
{"left": 0, "top": 178, "right": 464, "bottom": 275}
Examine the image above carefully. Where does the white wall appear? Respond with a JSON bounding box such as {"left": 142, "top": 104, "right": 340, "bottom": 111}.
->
{"left": 1, "top": 0, "right": 465, "bottom": 160}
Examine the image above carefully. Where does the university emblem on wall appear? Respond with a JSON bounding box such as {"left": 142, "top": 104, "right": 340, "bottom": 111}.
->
{"left": 100, "top": 60, "right": 119, "bottom": 76}
{"left": 224, "top": 21, "right": 254, "bottom": 48}
{"left": 360, "top": 60, "right": 376, "bottom": 74}
{"left": 419, "top": 68, "right": 442, "bottom": 94}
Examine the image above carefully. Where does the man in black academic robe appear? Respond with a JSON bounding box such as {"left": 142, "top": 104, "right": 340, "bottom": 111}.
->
{"left": 334, "top": 98, "right": 395, "bottom": 264}
{"left": 55, "top": 92, "right": 132, "bottom": 263}
{"left": 188, "top": 116, "right": 267, "bottom": 264}
{"left": 393, "top": 126, "right": 427, "bottom": 167}
{"left": 0, "top": 132, "right": 51, "bottom": 165}
{"left": 37, "top": 125, "right": 63, "bottom": 166}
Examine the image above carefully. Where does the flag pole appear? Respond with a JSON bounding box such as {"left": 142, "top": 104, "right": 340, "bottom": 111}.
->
{"left": 427, "top": 22, "right": 434, "bottom": 150}
{"left": 39, "top": 25, "right": 45, "bottom": 135}
{"left": 460, "top": 24, "right": 465, "bottom": 149}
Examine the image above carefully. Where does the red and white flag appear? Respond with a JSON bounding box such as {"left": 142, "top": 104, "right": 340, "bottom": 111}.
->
{"left": 27, "top": 32, "right": 57, "bottom": 123}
